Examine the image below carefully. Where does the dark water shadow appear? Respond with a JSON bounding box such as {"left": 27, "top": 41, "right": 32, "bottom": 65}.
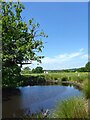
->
{"left": 2, "top": 88, "right": 21, "bottom": 102}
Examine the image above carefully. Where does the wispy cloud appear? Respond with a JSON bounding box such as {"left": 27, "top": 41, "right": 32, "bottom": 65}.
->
{"left": 81, "top": 54, "right": 88, "bottom": 59}
{"left": 42, "top": 48, "right": 86, "bottom": 63}
{"left": 22, "top": 48, "right": 88, "bottom": 70}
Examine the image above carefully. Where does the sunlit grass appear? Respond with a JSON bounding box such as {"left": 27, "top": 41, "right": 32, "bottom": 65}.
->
{"left": 82, "top": 78, "right": 90, "bottom": 99}
{"left": 22, "top": 72, "right": 88, "bottom": 83}
{"left": 52, "top": 97, "right": 89, "bottom": 119}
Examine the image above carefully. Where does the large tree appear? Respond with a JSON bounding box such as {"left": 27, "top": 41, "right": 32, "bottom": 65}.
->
{"left": 2, "top": 1, "right": 47, "bottom": 87}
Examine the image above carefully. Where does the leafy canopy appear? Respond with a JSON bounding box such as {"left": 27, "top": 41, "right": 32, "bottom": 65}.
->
{"left": 2, "top": 1, "right": 47, "bottom": 87}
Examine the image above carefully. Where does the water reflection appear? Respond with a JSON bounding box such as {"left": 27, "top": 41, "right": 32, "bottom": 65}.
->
{"left": 2, "top": 85, "right": 82, "bottom": 118}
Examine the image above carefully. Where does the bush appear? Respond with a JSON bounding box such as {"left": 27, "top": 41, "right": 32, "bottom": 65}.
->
{"left": 61, "top": 77, "right": 68, "bottom": 81}
{"left": 20, "top": 75, "right": 46, "bottom": 86}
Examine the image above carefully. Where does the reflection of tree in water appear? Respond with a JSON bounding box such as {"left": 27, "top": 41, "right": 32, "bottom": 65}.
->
{"left": 2, "top": 88, "right": 21, "bottom": 101}
{"left": 61, "top": 82, "right": 70, "bottom": 86}
{"left": 73, "top": 85, "right": 82, "bottom": 91}
{"left": 2, "top": 85, "right": 82, "bottom": 118}
{"left": 61, "top": 82, "right": 82, "bottom": 91}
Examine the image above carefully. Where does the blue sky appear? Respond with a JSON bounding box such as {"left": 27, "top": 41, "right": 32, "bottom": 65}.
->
{"left": 21, "top": 2, "right": 88, "bottom": 70}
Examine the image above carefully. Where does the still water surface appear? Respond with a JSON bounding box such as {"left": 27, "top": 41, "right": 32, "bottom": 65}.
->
{"left": 3, "top": 85, "right": 82, "bottom": 117}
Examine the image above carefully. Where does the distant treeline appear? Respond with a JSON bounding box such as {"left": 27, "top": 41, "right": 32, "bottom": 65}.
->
{"left": 22, "top": 62, "right": 90, "bottom": 74}
{"left": 44, "top": 62, "right": 90, "bottom": 72}
{"left": 44, "top": 67, "right": 88, "bottom": 73}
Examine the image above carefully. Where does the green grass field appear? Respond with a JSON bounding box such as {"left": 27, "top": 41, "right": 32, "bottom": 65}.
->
{"left": 22, "top": 72, "right": 88, "bottom": 83}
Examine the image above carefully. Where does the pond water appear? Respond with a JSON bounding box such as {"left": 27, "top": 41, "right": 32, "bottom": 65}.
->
{"left": 2, "top": 85, "right": 83, "bottom": 118}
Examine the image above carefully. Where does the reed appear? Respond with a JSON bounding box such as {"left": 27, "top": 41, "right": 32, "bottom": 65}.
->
{"left": 52, "top": 97, "right": 89, "bottom": 119}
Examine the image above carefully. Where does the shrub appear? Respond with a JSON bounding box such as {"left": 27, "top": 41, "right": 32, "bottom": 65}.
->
{"left": 61, "top": 77, "right": 68, "bottom": 81}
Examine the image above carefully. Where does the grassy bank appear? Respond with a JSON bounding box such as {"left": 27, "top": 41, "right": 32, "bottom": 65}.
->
{"left": 48, "top": 72, "right": 89, "bottom": 119}
{"left": 21, "top": 72, "right": 88, "bottom": 86}
{"left": 3, "top": 72, "right": 88, "bottom": 87}
{"left": 22, "top": 72, "right": 88, "bottom": 81}
{"left": 52, "top": 97, "right": 89, "bottom": 119}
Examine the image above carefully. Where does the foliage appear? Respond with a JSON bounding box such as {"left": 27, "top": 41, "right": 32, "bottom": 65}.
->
{"left": 20, "top": 75, "right": 46, "bottom": 86}
{"left": 2, "top": 64, "right": 21, "bottom": 87}
{"left": 77, "top": 62, "right": 90, "bottom": 72}
{"left": 2, "top": 1, "right": 47, "bottom": 87}
{"left": 32, "top": 66, "right": 44, "bottom": 73}
{"left": 61, "top": 77, "right": 68, "bottom": 81}
{"left": 21, "top": 67, "right": 31, "bottom": 74}
{"left": 52, "top": 97, "right": 89, "bottom": 119}
{"left": 85, "top": 62, "right": 90, "bottom": 72}
{"left": 23, "top": 67, "right": 31, "bottom": 71}
{"left": 77, "top": 67, "right": 87, "bottom": 72}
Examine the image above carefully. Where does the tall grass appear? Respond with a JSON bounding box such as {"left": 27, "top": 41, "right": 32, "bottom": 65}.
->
{"left": 82, "top": 79, "right": 90, "bottom": 99}
{"left": 22, "top": 72, "right": 88, "bottom": 82}
{"left": 50, "top": 72, "right": 89, "bottom": 119}
{"left": 52, "top": 97, "right": 89, "bottom": 119}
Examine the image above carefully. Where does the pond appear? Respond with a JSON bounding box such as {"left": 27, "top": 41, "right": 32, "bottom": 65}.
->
{"left": 2, "top": 85, "right": 83, "bottom": 118}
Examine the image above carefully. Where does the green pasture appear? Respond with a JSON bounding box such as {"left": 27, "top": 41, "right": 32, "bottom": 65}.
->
{"left": 22, "top": 72, "right": 88, "bottom": 83}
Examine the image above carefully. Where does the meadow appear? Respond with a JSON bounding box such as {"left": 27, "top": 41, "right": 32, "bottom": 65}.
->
{"left": 22, "top": 72, "right": 88, "bottom": 84}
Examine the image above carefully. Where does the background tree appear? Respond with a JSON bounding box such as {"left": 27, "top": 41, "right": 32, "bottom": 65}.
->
{"left": 23, "top": 67, "right": 31, "bottom": 71}
{"left": 85, "top": 62, "right": 90, "bottom": 72}
{"left": 2, "top": 2, "right": 47, "bottom": 87}
{"left": 77, "top": 67, "right": 86, "bottom": 72}
{"left": 21, "top": 67, "right": 31, "bottom": 74}
{"left": 32, "top": 67, "right": 44, "bottom": 73}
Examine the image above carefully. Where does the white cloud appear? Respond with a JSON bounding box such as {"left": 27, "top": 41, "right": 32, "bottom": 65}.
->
{"left": 42, "top": 49, "right": 85, "bottom": 64}
{"left": 81, "top": 54, "right": 88, "bottom": 59}
{"left": 22, "top": 48, "right": 88, "bottom": 70}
